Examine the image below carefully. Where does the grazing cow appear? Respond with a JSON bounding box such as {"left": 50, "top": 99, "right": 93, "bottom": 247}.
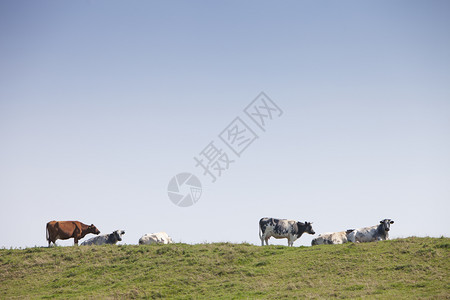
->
{"left": 259, "top": 217, "right": 315, "bottom": 247}
{"left": 311, "top": 229, "right": 354, "bottom": 245}
{"left": 347, "top": 219, "right": 394, "bottom": 243}
{"left": 80, "top": 230, "right": 125, "bottom": 246}
{"left": 139, "top": 232, "right": 173, "bottom": 245}
{"left": 46, "top": 221, "right": 100, "bottom": 246}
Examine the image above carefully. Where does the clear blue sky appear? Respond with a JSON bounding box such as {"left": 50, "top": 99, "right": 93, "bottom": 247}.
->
{"left": 1, "top": 1, "right": 449, "bottom": 248}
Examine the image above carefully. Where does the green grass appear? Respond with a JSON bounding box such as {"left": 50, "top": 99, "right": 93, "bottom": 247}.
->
{"left": 0, "top": 237, "right": 449, "bottom": 299}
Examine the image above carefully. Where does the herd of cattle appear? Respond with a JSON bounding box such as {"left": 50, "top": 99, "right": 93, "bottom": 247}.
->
{"left": 46, "top": 218, "right": 395, "bottom": 247}
{"left": 45, "top": 221, "right": 173, "bottom": 246}
{"left": 259, "top": 217, "right": 394, "bottom": 246}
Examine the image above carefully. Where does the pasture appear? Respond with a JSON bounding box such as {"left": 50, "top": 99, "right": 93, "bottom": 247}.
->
{"left": 0, "top": 237, "right": 449, "bottom": 298}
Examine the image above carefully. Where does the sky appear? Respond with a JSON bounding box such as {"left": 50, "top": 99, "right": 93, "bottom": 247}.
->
{"left": 0, "top": 1, "right": 449, "bottom": 248}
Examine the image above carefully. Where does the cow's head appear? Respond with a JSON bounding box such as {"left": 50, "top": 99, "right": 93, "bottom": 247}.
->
{"left": 88, "top": 224, "right": 100, "bottom": 235}
{"left": 302, "top": 221, "right": 315, "bottom": 235}
{"left": 380, "top": 219, "right": 394, "bottom": 232}
{"left": 114, "top": 230, "right": 125, "bottom": 242}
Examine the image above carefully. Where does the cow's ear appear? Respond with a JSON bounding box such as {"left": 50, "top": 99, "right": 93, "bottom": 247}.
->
{"left": 390, "top": 220, "right": 394, "bottom": 224}
{"left": 380, "top": 220, "right": 383, "bottom": 223}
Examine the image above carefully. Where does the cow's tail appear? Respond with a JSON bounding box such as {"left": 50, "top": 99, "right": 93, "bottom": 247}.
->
{"left": 46, "top": 223, "right": 49, "bottom": 242}
{"left": 258, "top": 221, "right": 263, "bottom": 241}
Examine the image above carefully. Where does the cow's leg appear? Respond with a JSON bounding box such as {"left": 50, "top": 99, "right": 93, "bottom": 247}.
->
{"left": 74, "top": 238, "right": 78, "bottom": 246}
{"left": 265, "top": 237, "right": 269, "bottom": 246}
{"left": 261, "top": 233, "right": 268, "bottom": 246}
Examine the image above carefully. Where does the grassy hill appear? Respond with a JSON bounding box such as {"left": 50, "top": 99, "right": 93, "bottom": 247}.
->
{"left": 0, "top": 237, "right": 449, "bottom": 299}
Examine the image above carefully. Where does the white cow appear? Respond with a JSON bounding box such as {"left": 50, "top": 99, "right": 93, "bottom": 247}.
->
{"left": 139, "top": 232, "right": 173, "bottom": 245}
{"left": 347, "top": 219, "right": 394, "bottom": 243}
{"left": 311, "top": 230, "right": 354, "bottom": 245}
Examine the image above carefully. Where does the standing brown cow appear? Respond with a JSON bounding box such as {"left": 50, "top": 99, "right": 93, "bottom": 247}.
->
{"left": 46, "top": 221, "right": 100, "bottom": 246}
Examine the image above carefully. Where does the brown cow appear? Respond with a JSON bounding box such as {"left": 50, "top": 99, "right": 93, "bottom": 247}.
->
{"left": 46, "top": 221, "right": 100, "bottom": 246}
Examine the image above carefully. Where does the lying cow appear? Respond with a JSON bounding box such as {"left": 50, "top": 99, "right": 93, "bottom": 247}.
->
{"left": 139, "top": 232, "right": 173, "bottom": 245}
{"left": 311, "top": 229, "right": 354, "bottom": 245}
{"left": 347, "top": 219, "right": 394, "bottom": 243}
{"left": 46, "top": 220, "right": 100, "bottom": 246}
{"left": 80, "top": 230, "right": 125, "bottom": 246}
{"left": 259, "top": 217, "right": 315, "bottom": 247}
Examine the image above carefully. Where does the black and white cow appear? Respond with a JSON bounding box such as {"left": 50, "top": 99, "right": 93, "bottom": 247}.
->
{"left": 259, "top": 217, "right": 315, "bottom": 247}
{"left": 347, "top": 219, "right": 394, "bottom": 243}
{"left": 80, "top": 230, "right": 125, "bottom": 246}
